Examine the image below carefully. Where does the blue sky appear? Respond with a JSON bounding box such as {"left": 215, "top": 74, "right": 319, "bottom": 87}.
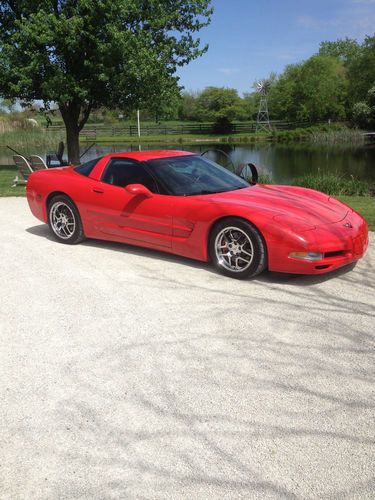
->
{"left": 177, "top": 0, "right": 375, "bottom": 95}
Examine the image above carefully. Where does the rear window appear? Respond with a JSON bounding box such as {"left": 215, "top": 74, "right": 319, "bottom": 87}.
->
{"left": 75, "top": 157, "right": 101, "bottom": 177}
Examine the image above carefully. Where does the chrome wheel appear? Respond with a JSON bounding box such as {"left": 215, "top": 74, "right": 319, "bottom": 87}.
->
{"left": 214, "top": 226, "right": 254, "bottom": 273}
{"left": 50, "top": 201, "right": 76, "bottom": 240}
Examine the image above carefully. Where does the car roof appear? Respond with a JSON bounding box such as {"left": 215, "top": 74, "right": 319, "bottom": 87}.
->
{"left": 105, "top": 150, "right": 195, "bottom": 161}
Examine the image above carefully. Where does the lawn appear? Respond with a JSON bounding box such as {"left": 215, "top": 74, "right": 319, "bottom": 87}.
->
{"left": 87, "top": 132, "right": 265, "bottom": 144}
{"left": 338, "top": 196, "right": 375, "bottom": 231}
{"left": 0, "top": 167, "right": 374, "bottom": 230}
{"left": 0, "top": 168, "right": 26, "bottom": 197}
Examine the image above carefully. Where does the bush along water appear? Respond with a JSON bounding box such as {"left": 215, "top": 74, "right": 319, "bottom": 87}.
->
{"left": 252, "top": 172, "right": 370, "bottom": 197}
{"left": 292, "top": 173, "right": 370, "bottom": 196}
{"left": 271, "top": 124, "right": 365, "bottom": 145}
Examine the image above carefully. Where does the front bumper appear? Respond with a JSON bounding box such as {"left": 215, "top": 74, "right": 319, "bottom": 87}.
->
{"left": 268, "top": 211, "right": 368, "bottom": 274}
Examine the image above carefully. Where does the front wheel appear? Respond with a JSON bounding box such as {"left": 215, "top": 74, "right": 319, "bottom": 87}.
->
{"left": 209, "top": 218, "right": 267, "bottom": 279}
{"left": 48, "top": 195, "right": 85, "bottom": 244}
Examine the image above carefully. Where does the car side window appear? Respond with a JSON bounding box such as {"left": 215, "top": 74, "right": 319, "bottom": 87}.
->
{"left": 75, "top": 157, "right": 101, "bottom": 176}
{"left": 102, "top": 159, "right": 158, "bottom": 193}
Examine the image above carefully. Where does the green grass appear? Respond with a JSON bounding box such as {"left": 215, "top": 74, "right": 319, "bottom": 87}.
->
{"left": 1, "top": 167, "right": 374, "bottom": 230}
{"left": 0, "top": 168, "right": 26, "bottom": 196}
{"left": 88, "top": 132, "right": 259, "bottom": 144}
{"left": 338, "top": 196, "right": 375, "bottom": 230}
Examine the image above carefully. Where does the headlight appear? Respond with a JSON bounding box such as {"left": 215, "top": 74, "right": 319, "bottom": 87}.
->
{"left": 289, "top": 252, "right": 323, "bottom": 261}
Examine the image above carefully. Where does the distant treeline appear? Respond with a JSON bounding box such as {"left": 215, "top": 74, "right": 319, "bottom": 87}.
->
{"left": 122, "top": 34, "right": 375, "bottom": 129}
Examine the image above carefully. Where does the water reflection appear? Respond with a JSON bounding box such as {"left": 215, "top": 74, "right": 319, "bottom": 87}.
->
{"left": 1, "top": 141, "right": 374, "bottom": 182}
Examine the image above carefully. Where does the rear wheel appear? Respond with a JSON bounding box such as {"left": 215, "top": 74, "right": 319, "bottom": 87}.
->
{"left": 48, "top": 195, "right": 85, "bottom": 244}
{"left": 209, "top": 218, "right": 267, "bottom": 279}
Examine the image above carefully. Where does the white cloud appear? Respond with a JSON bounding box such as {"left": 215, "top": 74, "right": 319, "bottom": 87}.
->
{"left": 296, "top": 3, "right": 375, "bottom": 39}
{"left": 297, "top": 15, "right": 338, "bottom": 30}
{"left": 217, "top": 67, "right": 240, "bottom": 76}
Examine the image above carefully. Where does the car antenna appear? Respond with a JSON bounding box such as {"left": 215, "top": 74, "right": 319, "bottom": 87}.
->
{"left": 6, "top": 145, "right": 25, "bottom": 157}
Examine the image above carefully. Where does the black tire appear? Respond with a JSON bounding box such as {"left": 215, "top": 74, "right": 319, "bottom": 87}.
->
{"left": 47, "top": 195, "right": 85, "bottom": 244}
{"left": 209, "top": 218, "right": 267, "bottom": 279}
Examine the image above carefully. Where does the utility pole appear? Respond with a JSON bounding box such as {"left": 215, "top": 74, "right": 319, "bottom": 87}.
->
{"left": 137, "top": 109, "right": 141, "bottom": 151}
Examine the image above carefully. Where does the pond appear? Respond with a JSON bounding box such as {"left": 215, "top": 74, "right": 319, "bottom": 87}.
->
{"left": 2, "top": 141, "right": 375, "bottom": 183}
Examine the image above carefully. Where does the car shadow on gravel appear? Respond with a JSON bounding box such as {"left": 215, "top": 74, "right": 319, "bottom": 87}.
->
{"left": 26, "top": 223, "right": 358, "bottom": 287}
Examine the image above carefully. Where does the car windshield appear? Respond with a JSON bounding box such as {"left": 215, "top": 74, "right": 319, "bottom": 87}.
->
{"left": 146, "top": 155, "right": 249, "bottom": 196}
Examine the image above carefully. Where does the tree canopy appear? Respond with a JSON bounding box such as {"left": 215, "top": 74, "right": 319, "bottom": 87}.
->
{"left": 167, "top": 34, "right": 375, "bottom": 127}
{"left": 0, "top": 0, "right": 212, "bottom": 161}
{"left": 267, "top": 56, "right": 347, "bottom": 122}
{"left": 194, "top": 87, "right": 245, "bottom": 121}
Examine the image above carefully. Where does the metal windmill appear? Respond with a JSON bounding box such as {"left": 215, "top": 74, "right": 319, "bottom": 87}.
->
{"left": 256, "top": 80, "right": 271, "bottom": 133}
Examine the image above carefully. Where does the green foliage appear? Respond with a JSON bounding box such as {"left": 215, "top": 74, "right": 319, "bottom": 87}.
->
{"left": 352, "top": 86, "right": 375, "bottom": 129}
{"left": 352, "top": 102, "right": 372, "bottom": 129}
{"left": 252, "top": 35, "right": 375, "bottom": 128}
{"left": 128, "top": 33, "right": 375, "bottom": 127}
{"left": 257, "top": 174, "right": 273, "bottom": 184}
{"left": 367, "top": 86, "right": 375, "bottom": 108}
{"left": 268, "top": 124, "right": 364, "bottom": 145}
{"left": 268, "top": 56, "right": 347, "bottom": 122}
{"left": 194, "top": 87, "right": 246, "bottom": 121}
{"left": 293, "top": 173, "right": 370, "bottom": 196}
{"left": 319, "top": 38, "right": 360, "bottom": 63}
{"left": 0, "top": 1, "right": 212, "bottom": 161}
{"left": 213, "top": 116, "right": 234, "bottom": 134}
{"left": 178, "top": 90, "right": 200, "bottom": 121}
{"left": 348, "top": 35, "right": 375, "bottom": 103}
{"left": 0, "top": 127, "right": 63, "bottom": 152}
{"left": 242, "top": 92, "right": 259, "bottom": 120}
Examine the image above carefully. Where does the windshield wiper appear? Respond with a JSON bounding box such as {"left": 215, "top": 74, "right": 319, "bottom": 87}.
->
{"left": 226, "top": 185, "right": 248, "bottom": 191}
{"left": 185, "top": 189, "right": 219, "bottom": 196}
{"left": 187, "top": 186, "right": 248, "bottom": 196}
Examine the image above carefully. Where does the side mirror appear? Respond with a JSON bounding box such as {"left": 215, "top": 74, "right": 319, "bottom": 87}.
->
{"left": 125, "top": 183, "right": 153, "bottom": 198}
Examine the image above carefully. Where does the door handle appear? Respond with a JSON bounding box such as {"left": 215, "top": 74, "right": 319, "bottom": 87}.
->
{"left": 92, "top": 188, "right": 104, "bottom": 194}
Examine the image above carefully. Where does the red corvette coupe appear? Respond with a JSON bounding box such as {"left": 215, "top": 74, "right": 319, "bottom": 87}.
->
{"left": 26, "top": 150, "right": 368, "bottom": 279}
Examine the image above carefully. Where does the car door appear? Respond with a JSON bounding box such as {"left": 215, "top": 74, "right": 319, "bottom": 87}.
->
{"left": 85, "top": 157, "right": 173, "bottom": 248}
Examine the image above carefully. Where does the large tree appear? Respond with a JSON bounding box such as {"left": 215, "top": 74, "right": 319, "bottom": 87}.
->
{"left": 268, "top": 56, "right": 347, "bottom": 122}
{"left": 0, "top": 1, "right": 212, "bottom": 163}
{"left": 195, "top": 87, "right": 245, "bottom": 121}
{"left": 319, "top": 37, "right": 360, "bottom": 64}
{"left": 348, "top": 35, "right": 375, "bottom": 103}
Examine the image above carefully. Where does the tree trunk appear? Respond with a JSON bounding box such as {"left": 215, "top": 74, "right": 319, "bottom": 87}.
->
{"left": 59, "top": 101, "right": 93, "bottom": 165}
{"left": 65, "top": 124, "right": 80, "bottom": 165}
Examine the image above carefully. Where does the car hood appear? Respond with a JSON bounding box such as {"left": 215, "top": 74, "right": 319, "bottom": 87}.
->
{"left": 205, "top": 185, "right": 349, "bottom": 226}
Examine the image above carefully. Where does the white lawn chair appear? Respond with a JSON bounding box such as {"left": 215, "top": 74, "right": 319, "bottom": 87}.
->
{"left": 12, "top": 155, "right": 33, "bottom": 187}
{"left": 30, "top": 155, "right": 48, "bottom": 171}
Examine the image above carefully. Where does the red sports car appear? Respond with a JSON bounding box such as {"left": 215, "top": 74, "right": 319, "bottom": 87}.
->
{"left": 26, "top": 150, "right": 368, "bottom": 279}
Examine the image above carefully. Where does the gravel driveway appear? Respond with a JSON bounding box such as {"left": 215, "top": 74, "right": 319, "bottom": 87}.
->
{"left": 1, "top": 197, "right": 374, "bottom": 499}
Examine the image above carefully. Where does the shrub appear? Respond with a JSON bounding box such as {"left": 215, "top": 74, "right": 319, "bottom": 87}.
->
{"left": 352, "top": 102, "right": 371, "bottom": 129}
{"left": 213, "top": 116, "right": 234, "bottom": 134}
{"left": 293, "top": 173, "right": 370, "bottom": 196}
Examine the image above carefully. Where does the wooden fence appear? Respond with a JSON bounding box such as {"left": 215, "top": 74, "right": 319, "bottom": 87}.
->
{"left": 47, "top": 121, "right": 317, "bottom": 140}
